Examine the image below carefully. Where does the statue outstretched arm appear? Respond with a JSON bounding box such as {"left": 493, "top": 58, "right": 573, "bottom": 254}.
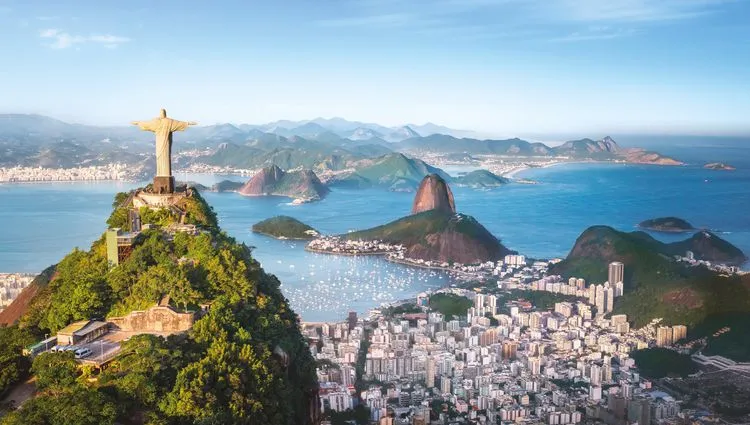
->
{"left": 169, "top": 119, "right": 198, "bottom": 132}
{"left": 131, "top": 120, "right": 157, "bottom": 132}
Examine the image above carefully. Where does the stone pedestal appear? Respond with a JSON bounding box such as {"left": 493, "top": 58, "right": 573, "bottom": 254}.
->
{"left": 153, "top": 176, "right": 175, "bottom": 194}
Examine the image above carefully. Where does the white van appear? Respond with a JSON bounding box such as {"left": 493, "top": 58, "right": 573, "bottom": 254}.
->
{"left": 74, "top": 347, "right": 92, "bottom": 359}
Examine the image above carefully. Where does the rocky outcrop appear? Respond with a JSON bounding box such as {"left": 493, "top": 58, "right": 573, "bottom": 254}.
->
{"left": 239, "top": 166, "right": 329, "bottom": 201}
{"left": 239, "top": 165, "right": 285, "bottom": 195}
{"left": 704, "top": 162, "right": 736, "bottom": 171}
{"left": 412, "top": 174, "right": 456, "bottom": 214}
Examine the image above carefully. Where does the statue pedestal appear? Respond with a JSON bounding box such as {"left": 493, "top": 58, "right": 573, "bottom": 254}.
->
{"left": 153, "top": 176, "right": 175, "bottom": 194}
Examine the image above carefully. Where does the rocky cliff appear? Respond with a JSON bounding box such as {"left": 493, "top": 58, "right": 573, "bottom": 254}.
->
{"left": 239, "top": 165, "right": 329, "bottom": 201}
{"left": 412, "top": 174, "right": 456, "bottom": 214}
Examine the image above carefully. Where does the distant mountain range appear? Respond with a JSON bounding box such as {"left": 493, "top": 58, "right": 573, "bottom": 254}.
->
{"left": 0, "top": 114, "right": 681, "bottom": 174}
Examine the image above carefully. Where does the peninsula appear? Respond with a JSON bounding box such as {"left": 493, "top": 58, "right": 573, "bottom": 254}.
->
{"left": 308, "top": 174, "right": 511, "bottom": 264}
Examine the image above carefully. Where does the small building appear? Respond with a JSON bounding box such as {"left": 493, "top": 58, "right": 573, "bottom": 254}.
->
{"left": 23, "top": 336, "right": 58, "bottom": 357}
{"left": 106, "top": 228, "right": 138, "bottom": 267}
{"left": 56, "top": 320, "right": 109, "bottom": 346}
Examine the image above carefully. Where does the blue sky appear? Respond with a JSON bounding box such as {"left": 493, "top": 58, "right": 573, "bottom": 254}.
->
{"left": 0, "top": 0, "right": 748, "bottom": 136}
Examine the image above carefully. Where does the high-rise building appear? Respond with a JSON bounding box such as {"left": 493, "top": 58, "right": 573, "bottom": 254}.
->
{"left": 657, "top": 326, "right": 674, "bottom": 347}
{"left": 440, "top": 375, "right": 452, "bottom": 394}
{"left": 605, "top": 287, "right": 614, "bottom": 313}
{"left": 576, "top": 278, "right": 586, "bottom": 290}
{"left": 608, "top": 262, "right": 624, "bottom": 286}
{"left": 594, "top": 285, "right": 605, "bottom": 314}
{"left": 487, "top": 295, "right": 498, "bottom": 315}
{"left": 426, "top": 357, "right": 435, "bottom": 388}
{"left": 614, "top": 281, "right": 624, "bottom": 297}
{"left": 475, "top": 294, "right": 485, "bottom": 312}
{"left": 347, "top": 311, "right": 358, "bottom": 330}
{"left": 528, "top": 357, "right": 541, "bottom": 375}
{"left": 672, "top": 325, "right": 687, "bottom": 342}
{"left": 502, "top": 340, "right": 518, "bottom": 360}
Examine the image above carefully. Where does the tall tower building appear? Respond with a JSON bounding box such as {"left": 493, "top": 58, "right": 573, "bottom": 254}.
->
{"left": 608, "top": 262, "right": 624, "bottom": 286}
{"left": 605, "top": 287, "right": 614, "bottom": 313}
{"left": 595, "top": 285, "right": 606, "bottom": 314}
{"left": 657, "top": 326, "right": 674, "bottom": 347}
{"left": 672, "top": 325, "right": 687, "bottom": 342}
{"left": 426, "top": 357, "right": 436, "bottom": 388}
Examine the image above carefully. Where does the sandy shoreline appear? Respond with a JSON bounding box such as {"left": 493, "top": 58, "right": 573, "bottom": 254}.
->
{"left": 501, "top": 160, "right": 613, "bottom": 179}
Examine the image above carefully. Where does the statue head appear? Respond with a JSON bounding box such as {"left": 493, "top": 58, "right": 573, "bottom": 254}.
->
{"left": 159, "top": 108, "right": 167, "bottom": 118}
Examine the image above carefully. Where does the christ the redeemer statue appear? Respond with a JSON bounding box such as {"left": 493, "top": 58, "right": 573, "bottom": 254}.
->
{"left": 131, "top": 109, "right": 197, "bottom": 194}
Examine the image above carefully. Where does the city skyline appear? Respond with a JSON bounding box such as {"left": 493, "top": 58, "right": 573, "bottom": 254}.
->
{"left": 0, "top": 0, "right": 749, "bottom": 136}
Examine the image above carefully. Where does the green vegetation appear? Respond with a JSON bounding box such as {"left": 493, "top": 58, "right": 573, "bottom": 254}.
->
{"left": 551, "top": 226, "right": 750, "bottom": 327}
{"left": 328, "top": 405, "right": 371, "bottom": 425}
{"left": 429, "top": 294, "right": 472, "bottom": 319}
{"left": 331, "top": 153, "right": 451, "bottom": 190}
{"left": 453, "top": 169, "right": 509, "bottom": 188}
{"left": 638, "top": 217, "right": 694, "bottom": 232}
{"left": 0, "top": 190, "right": 316, "bottom": 424}
{"left": 344, "top": 210, "right": 509, "bottom": 264}
{"left": 382, "top": 304, "right": 422, "bottom": 318}
{"left": 0, "top": 326, "right": 35, "bottom": 397}
{"left": 688, "top": 312, "right": 750, "bottom": 361}
{"left": 631, "top": 348, "right": 698, "bottom": 379}
{"left": 252, "top": 216, "right": 318, "bottom": 240}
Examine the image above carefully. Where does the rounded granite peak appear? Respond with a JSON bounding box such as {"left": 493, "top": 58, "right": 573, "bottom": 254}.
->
{"left": 411, "top": 173, "right": 456, "bottom": 215}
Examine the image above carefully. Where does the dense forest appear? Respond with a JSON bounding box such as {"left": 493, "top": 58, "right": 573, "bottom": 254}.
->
{"left": 0, "top": 189, "right": 317, "bottom": 425}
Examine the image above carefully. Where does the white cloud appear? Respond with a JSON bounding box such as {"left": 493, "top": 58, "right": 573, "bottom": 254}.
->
{"left": 546, "top": 0, "right": 740, "bottom": 22}
{"left": 550, "top": 26, "right": 640, "bottom": 42}
{"left": 315, "top": 13, "right": 414, "bottom": 28}
{"left": 39, "top": 28, "right": 131, "bottom": 49}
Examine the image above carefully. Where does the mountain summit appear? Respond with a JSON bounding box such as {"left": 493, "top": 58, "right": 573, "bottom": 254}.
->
{"left": 412, "top": 174, "right": 456, "bottom": 215}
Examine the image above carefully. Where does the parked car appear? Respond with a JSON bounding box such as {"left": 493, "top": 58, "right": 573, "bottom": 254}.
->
{"left": 74, "top": 347, "right": 92, "bottom": 359}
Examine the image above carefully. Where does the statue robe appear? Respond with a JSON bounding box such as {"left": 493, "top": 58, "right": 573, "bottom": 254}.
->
{"left": 136, "top": 118, "right": 191, "bottom": 177}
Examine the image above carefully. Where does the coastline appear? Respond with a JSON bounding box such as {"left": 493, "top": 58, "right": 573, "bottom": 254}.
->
{"left": 501, "top": 160, "right": 595, "bottom": 179}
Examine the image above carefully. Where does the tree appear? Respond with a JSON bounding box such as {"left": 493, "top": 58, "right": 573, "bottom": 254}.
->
{"left": 40, "top": 249, "right": 109, "bottom": 332}
{"left": 1, "top": 387, "right": 118, "bottom": 425}
{"left": 32, "top": 351, "right": 79, "bottom": 391}
{"left": 0, "top": 326, "right": 35, "bottom": 396}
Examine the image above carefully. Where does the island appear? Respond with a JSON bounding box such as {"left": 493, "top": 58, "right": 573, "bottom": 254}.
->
{"left": 252, "top": 216, "right": 319, "bottom": 240}
{"left": 238, "top": 165, "right": 329, "bottom": 202}
{"left": 638, "top": 216, "right": 695, "bottom": 233}
{"left": 704, "top": 162, "right": 736, "bottom": 171}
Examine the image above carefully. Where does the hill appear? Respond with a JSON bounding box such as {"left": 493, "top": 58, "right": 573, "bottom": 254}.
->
{"left": 344, "top": 210, "right": 511, "bottom": 264}
{"left": 638, "top": 217, "right": 695, "bottom": 233}
{"left": 398, "top": 134, "right": 682, "bottom": 165}
{"left": 329, "top": 153, "right": 452, "bottom": 191}
{"left": 0, "top": 189, "right": 318, "bottom": 424}
{"left": 453, "top": 170, "right": 509, "bottom": 188}
{"left": 239, "top": 165, "right": 329, "bottom": 201}
{"left": 551, "top": 226, "right": 750, "bottom": 326}
{"left": 252, "top": 216, "right": 319, "bottom": 240}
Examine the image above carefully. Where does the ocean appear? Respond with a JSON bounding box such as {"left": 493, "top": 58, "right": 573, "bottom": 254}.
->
{"left": 1, "top": 140, "right": 748, "bottom": 321}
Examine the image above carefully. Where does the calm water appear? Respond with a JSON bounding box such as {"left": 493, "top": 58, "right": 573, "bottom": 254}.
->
{"left": 1, "top": 142, "right": 749, "bottom": 321}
